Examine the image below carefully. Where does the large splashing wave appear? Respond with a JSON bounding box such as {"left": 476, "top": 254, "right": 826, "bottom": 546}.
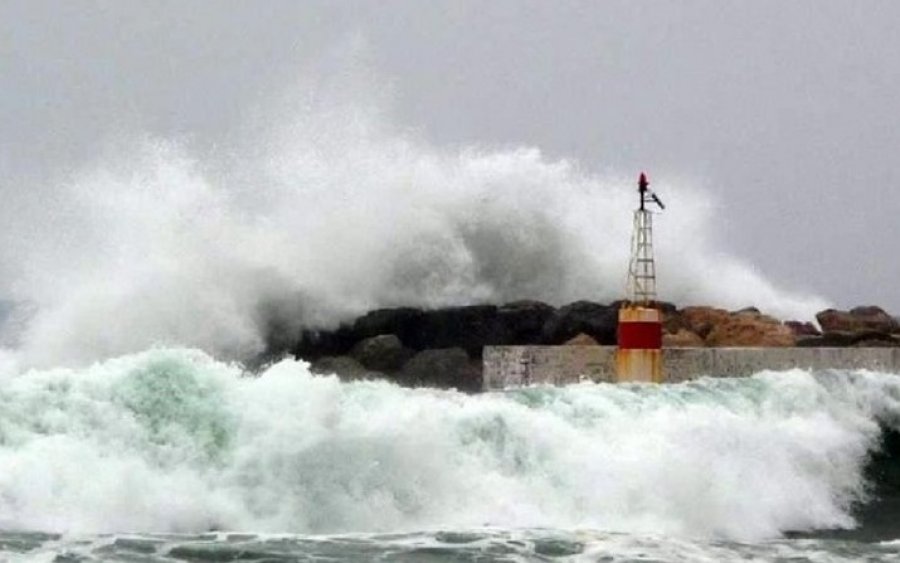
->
{"left": 1, "top": 348, "right": 898, "bottom": 540}
{"left": 0, "top": 68, "right": 828, "bottom": 366}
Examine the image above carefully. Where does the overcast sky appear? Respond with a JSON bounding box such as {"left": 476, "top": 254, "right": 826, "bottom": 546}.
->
{"left": 2, "top": 0, "right": 898, "bottom": 312}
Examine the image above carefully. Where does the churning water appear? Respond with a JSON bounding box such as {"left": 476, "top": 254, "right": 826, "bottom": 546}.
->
{"left": 1, "top": 348, "right": 899, "bottom": 560}
{"left": 0, "top": 61, "right": 890, "bottom": 561}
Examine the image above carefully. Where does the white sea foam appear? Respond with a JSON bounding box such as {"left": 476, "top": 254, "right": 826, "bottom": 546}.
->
{"left": 0, "top": 65, "right": 828, "bottom": 366}
{"left": 0, "top": 348, "right": 896, "bottom": 540}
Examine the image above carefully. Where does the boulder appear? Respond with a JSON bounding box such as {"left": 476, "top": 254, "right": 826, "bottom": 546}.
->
{"left": 854, "top": 336, "right": 900, "bottom": 348}
{"left": 796, "top": 331, "right": 857, "bottom": 347}
{"left": 353, "top": 307, "right": 427, "bottom": 348}
{"left": 798, "top": 330, "right": 899, "bottom": 347}
{"left": 678, "top": 306, "right": 731, "bottom": 339}
{"left": 399, "top": 348, "right": 480, "bottom": 391}
{"left": 497, "top": 300, "right": 556, "bottom": 344}
{"left": 349, "top": 334, "right": 413, "bottom": 372}
{"left": 850, "top": 330, "right": 900, "bottom": 346}
{"left": 733, "top": 306, "right": 762, "bottom": 316}
{"left": 663, "top": 329, "right": 705, "bottom": 348}
{"left": 851, "top": 306, "right": 899, "bottom": 330}
{"left": 661, "top": 309, "right": 686, "bottom": 334}
{"left": 309, "top": 356, "right": 382, "bottom": 381}
{"left": 290, "top": 325, "right": 358, "bottom": 360}
{"left": 542, "top": 301, "right": 618, "bottom": 345}
{"left": 654, "top": 301, "right": 679, "bottom": 317}
{"left": 815, "top": 308, "right": 854, "bottom": 331}
{"left": 564, "top": 333, "right": 599, "bottom": 346}
{"left": 816, "top": 306, "right": 899, "bottom": 334}
{"left": 416, "top": 305, "right": 511, "bottom": 356}
{"left": 733, "top": 309, "right": 781, "bottom": 325}
{"left": 705, "top": 315, "right": 795, "bottom": 347}
{"left": 784, "top": 321, "right": 821, "bottom": 337}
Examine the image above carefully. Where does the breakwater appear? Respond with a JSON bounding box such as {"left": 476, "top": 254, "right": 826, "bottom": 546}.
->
{"left": 483, "top": 346, "right": 900, "bottom": 389}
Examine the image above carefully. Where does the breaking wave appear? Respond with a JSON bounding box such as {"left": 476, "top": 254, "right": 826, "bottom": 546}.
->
{"left": 0, "top": 66, "right": 828, "bottom": 366}
{"left": 1, "top": 348, "right": 897, "bottom": 541}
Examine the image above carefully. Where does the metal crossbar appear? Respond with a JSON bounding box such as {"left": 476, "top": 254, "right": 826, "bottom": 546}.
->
{"left": 626, "top": 209, "right": 657, "bottom": 303}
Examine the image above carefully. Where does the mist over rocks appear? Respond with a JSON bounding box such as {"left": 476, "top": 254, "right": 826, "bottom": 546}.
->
{"left": 266, "top": 301, "right": 899, "bottom": 390}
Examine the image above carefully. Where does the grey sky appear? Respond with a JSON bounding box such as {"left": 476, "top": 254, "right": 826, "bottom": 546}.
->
{"left": 2, "top": 0, "right": 898, "bottom": 312}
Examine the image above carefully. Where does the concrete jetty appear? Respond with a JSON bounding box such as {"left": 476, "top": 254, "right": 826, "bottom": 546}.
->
{"left": 482, "top": 346, "right": 900, "bottom": 389}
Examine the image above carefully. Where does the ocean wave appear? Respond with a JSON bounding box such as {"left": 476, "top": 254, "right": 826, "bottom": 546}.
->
{"left": 0, "top": 348, "right": 897, "bottom": 541}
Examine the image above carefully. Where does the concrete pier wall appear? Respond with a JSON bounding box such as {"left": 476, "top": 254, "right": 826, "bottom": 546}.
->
{"left": 482, "top": 346, "right": 900, "bottom": 389}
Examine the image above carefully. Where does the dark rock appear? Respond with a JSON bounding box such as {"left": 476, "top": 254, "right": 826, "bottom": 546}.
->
{"left": 353, "top": 307, "right": 427, "bottom": 348}
{"left": 290, "top": 325, "right": 358, "bottom": 360}
{"left": 416, "top": 305, "right": 510, "bottom": 357}
{"left": 796, "top": 330, "right": 897, "bottom": 347}
{"left": 796, "top": 332, "right": 855, "bottom": 347}
{"left": 292, "top": 302, "right": 551, "bottom": 366}
{"left": 852, "top": 331, "right": 900, "bottom": 347}
{"left": 795, "top": 336, "right": 823, "bottom": 347}
{"left": 400, "top": 348, "right": 480, "bottom": 391}
{"left": 854, "top": 338, "right": 900, "bottom": 348}
{"left": 817, "top": 306, "right": 899, "bottom": 334}
{"left": 542, "top": 301, "right": 618, "bottom": 345}
{"left": 654, "top": 301, "right": 679, "bottom": 317}
{"left": 851, "top": 305, "right": 897, "bottom": 320}
{"left": 784, "top": 321, "right": 821, "bottom": 337}
{"left": 309, "top": 356, "right": 383, "bottom": 380}
{"left": 497, "top": 300, "right": 556, "bottom": 344}
{"left": 350, "top": 334, "right": 413, "bottom": 372}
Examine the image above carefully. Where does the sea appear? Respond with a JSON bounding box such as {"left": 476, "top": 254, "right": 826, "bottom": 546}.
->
{"left": 1, "top": 348, "right": 899, "bottom": 562}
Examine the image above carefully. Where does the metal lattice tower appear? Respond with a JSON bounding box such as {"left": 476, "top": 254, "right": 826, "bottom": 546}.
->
{"left": 626, "top": 173, "right": 664, "bottom": 305}
{"left": 627, "top": 209, "right": 656, "bottom": 303}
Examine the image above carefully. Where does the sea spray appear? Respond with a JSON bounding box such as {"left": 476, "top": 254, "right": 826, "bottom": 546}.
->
{"left": 0, "top": 68, "right": 829, "bottom": 366}
{"left": 0, "top": 348, "right": 897, "bottom": 540}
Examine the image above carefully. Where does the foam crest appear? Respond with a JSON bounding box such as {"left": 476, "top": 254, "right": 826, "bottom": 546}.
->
{"left": 0, "top": 348, "right": 896, "bottom": 540}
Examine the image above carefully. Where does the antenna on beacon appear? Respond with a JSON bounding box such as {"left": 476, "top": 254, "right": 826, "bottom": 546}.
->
{"left": 617, "top": 172, "right": 665, "bottom": 383}
{"left": 638, "top": 172, "right": 665, "bottom": 211}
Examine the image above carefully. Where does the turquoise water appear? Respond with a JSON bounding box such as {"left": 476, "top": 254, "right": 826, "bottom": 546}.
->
{"left": 1, "top": 349, "right": 899, "bottom": 561}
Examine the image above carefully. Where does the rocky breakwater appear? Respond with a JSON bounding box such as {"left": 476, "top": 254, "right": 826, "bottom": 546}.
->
{"left": 263, "top": 302, "right": 899, "bottom": 391}
{"left": 266, "top": 300, "right": 617, "bottom": 391}
{"left": 664, "top": 306, "right": 797, "bottom": 348}
{"left": 663, "top": 305, "right": 900, "bottom": 348}
{"left": 806, "top": 306, "right": 900, "bottom": 347}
